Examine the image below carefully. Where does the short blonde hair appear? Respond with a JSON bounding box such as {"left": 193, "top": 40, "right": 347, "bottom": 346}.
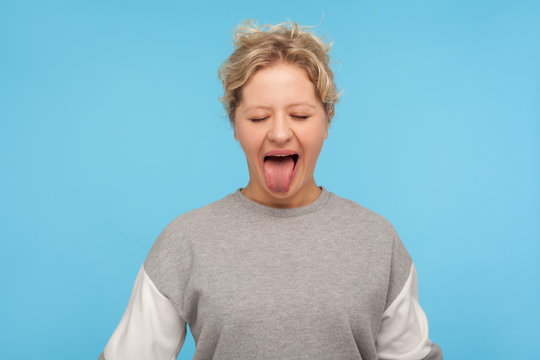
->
{"left": 218, "top": 20, "right": 340, "bottom": 125}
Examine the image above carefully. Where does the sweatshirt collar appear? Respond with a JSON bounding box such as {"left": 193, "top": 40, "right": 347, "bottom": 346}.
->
{"left": 231, "top": 186, "right": 331, "bottom": 218}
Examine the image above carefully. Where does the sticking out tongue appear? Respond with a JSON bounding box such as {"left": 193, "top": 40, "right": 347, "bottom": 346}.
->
{"left": 264, "top": 155, "right": 296, "bottom": 192}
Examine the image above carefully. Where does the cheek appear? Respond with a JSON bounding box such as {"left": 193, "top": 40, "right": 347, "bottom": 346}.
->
{"left": 237, "top": 129, "right": 261, "bottom": 156}
{"left": 300, "top": 126, "right": 327, "bottom": 155}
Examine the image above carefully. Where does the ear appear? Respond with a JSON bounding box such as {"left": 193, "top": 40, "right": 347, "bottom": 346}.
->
{"left": 324, "top": 114, "right": 331, "bottom": 139}
{"left": 324, "top": 120, "right": 329, "bottom": 139}
{"left": 233, "top": 125, "right": 238, "bottom": 141}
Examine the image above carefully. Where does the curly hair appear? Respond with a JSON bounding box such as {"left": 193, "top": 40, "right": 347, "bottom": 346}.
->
{"left": 218, "top": 20, "right": 340, "bottom": 125}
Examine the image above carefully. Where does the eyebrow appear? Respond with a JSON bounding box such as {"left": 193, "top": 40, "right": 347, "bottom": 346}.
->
{"left": 242, "top": 103, "right": 317, "bottom": 113}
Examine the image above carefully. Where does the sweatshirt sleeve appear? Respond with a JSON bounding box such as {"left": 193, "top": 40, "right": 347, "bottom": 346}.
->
{"left": 375, "top": 232, "right": 443, "bottom": 360}
{"left": 376, "top": 262, "right": 443, "bottom": 360}
{"left": 98, "top": 265, "right": 187, "bottom": 360}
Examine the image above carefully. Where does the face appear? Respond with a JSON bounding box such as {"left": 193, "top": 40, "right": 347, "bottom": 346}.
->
{"left": 233, "top": 62, "right": 330, "bottom": 208}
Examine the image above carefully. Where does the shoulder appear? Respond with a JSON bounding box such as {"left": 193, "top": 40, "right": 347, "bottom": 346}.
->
{"left": 143, "top": 192, "right": 236, "bottom": 296}
{"left": 159, "top": 192, "right": 236, "bottom": 235}
{"left": 325, "top": 191, "right": 399, "bottom": 240}
{"left": 148, "top": 192, "right": 237, "bottom": 249}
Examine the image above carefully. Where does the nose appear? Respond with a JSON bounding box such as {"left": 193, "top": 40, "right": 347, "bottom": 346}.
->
{"left": 266, "top": 113, "right": 293, "bottom": 144}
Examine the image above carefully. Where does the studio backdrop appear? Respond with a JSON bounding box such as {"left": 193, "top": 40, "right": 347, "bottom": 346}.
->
{"left": 1, "top": 1, "right": 539, "bottom": 359}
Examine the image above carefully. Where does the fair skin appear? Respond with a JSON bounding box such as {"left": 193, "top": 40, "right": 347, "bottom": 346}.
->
{"left": 233, "top": 61, "right": 332, "bottom": 208}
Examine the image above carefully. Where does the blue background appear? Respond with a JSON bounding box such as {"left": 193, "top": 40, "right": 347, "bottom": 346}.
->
{"left": 1, "top": 0, "right": 539, "bottom": 359}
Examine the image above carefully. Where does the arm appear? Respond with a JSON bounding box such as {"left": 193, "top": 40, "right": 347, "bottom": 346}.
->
{"left": 376, "top": 263, "right": 443, "bottom": 360}
{"left": 99, "top": 265, "right": 187, "bottom": 360}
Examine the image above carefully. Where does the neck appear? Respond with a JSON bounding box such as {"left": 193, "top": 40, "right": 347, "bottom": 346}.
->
{"left": 240, "top": 180, "right": 322, "bottom": 208}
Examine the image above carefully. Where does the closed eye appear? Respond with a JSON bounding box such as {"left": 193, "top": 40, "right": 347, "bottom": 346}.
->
{"left": 250, "top": 117, "right": 268, "bottom": 122}
{"left": 292, "top": 115, "right": 309, "bottom": 119}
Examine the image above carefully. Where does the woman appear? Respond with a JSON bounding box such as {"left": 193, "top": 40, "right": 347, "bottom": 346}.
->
{"left": 99, "top": 21, "right": 443, "bottom": 360}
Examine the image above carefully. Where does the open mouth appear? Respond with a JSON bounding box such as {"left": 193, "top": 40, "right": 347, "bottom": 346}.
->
{"left": 262, "top": 154, "right": 299, "bottom": 192}
{"left": 263, "top": 154, "right": 299, "bottom": 167}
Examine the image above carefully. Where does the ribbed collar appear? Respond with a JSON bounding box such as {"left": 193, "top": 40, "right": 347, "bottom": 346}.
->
{"left": 231, "top": 186, "right": 332, "bottom": 218}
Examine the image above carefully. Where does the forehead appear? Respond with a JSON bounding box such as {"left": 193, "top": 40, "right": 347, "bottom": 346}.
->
{"left": 239, "top": 63, "right": 319, "bottom": 107}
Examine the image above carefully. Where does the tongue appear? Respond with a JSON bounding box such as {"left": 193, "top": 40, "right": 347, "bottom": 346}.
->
{"left": 264, "top": 156, "right": 295, "bottom": 192}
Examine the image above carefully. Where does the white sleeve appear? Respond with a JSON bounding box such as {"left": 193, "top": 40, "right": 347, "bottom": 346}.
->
{"left": 376, "top": 263, "right": 433, "bottom": 360}
{"left": 101, "top": 265, "right": 187, "bottom": 360}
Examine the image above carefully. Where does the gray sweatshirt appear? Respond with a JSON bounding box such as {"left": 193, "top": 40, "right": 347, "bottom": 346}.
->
{"left": 100, "top": 187, "right": 443, "bottom": 359}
